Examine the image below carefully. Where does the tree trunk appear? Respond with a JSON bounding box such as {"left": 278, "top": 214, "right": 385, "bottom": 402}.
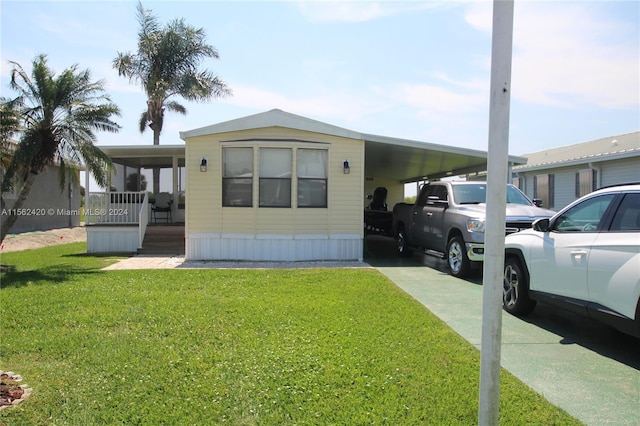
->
{"left": 0, "top": 171, "right": 38, "bottom": 244}
{"left": 152, "top": 126, "right": 160, "bottom": 196}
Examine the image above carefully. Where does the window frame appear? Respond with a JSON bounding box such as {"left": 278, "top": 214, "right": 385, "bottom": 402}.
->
{"left": 222, "top": 147, "right": 254, "bottom": 207}
{"left": 259, "top": 148, "right": 292, "bottom": 208}
{"left": 297, "top": 148, "right": 328, "bottom": 208}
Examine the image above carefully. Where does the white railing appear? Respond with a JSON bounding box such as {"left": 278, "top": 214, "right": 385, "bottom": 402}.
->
{"left": 138, "top": 192, "right": 149, "bottom": 248}
{"left": 86, "top": 191, "right": 146, "bottom": 224}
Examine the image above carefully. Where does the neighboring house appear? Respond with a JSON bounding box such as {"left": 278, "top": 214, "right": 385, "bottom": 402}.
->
{"left": 86, "top": 109, "right": 528, "bottom": 259}
{"left": 511, "top": 131, "right": 640, "bottom": 210}
{"left": 1, "top": 165, "right": 81, "bottom": 233}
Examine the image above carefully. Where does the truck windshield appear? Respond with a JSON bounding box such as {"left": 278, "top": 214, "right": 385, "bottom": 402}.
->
{"left": 452, "top": 184, "right": 533, "bottom": 205}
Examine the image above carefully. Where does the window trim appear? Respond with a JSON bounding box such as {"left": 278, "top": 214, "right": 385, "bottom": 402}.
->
{"left": 297, "top": 148, "right": 328, "bottom": 208}
{"left": 220, "top": 141, "right": 329, "bottom": 209}
{"left": 222, "top": 147, "right": 254, "bottom": 207}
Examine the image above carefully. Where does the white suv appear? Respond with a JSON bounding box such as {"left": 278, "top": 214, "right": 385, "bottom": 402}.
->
{"left": 503, "top": 183, "right": 640, "bottom": 338}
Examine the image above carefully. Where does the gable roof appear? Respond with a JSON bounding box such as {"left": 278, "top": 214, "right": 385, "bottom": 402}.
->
{"left": 179, "top": 109, "right": 363, "bottom": 140}
{"left": 179, "top": 109, "right": 527, "bottom": 183}
{"left": 514, "top": 131, "right": 640, "bottom": 172}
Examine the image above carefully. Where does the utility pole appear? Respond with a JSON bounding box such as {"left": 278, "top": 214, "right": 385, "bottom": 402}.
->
{"left": 479, "top": 1, "right": 514, "bottom": 425}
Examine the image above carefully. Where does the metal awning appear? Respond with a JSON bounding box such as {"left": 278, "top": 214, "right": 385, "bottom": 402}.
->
{"left": 363, "top": 134, "right": 525, "bottom": 183}
{"left": 101, "top": 110, "right": 527, "bottom": 183}
{"left": 97, "top": 145, "right": 185, "bottom": 169}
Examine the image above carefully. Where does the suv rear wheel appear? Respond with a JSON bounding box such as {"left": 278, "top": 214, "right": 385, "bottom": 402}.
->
{"left": 503, "top": 256, "right": 536, "bottom": 316}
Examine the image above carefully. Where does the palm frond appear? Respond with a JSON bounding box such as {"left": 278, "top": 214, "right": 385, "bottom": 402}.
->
{"left": 164, "top": 101, "right": 186, "bottom": 115}
{"left": 139, "top": 110, "right": 149, "bottom": 133}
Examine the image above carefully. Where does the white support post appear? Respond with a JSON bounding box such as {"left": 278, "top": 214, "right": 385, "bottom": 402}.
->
{"left": 479, "top": 1, "right": 514, "bottom": 425}
{"left": 172, "top": 155, "right": 179, "bottom": 222}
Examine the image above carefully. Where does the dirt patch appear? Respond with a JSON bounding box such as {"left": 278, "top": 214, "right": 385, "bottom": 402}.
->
{"left": 0, "top": 226, "right": 86, "bottom": 253}
{"left": 0, "top": 371, "right": 31, "bottom": 410}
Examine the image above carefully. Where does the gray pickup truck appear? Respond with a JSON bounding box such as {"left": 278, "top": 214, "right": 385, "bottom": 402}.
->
{"left": 392, "top": 181, "right": 555, "bottom": 277}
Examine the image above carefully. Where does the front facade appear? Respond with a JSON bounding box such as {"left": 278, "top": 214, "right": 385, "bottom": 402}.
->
{"left": 512, "top": 132, "right": 640, "bottom": 210}
{"left": 182, "top": 112, "right": 365, "bottom": 261}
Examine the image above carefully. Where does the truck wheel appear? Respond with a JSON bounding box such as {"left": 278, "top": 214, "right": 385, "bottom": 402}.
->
{"left": 446, "top": 235, "right": 470, "bottom": 278}
{"left": 503, "top": 256, "right": 536, "bottom": 316}
{"left": 395, "top": 225, "right": 412, "bottom": 257}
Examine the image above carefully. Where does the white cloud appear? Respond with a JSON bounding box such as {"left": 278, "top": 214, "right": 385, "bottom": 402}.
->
{"left": 222, "top": 83, "right": 386, "bottom": 123}
{"left": 465, "top": 2, "right": 640, "bottom": 109}
{"left": 296, "top": 1, "right": 451, "bottom": 23}
{"left": 386, "top": 73, "right": 488, "bottom": 122}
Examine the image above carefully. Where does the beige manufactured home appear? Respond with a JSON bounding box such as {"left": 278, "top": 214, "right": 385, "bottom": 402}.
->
{"left": 181, "top": 110, "right": 366, "bottom": 261}
{"left": 87, "top": 109, "right": 526, "bottom": 259}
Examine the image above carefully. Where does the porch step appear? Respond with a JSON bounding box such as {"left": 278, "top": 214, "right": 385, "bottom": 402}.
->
{"left": 138, "top": 225, "right": 185, "bottom": 255}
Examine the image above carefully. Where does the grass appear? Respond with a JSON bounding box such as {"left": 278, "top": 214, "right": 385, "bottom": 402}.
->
{"left": 0, "top": 243, "right": 581, "bottom": 425}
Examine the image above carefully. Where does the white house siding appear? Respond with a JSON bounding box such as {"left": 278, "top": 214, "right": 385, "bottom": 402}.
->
{"left": 184, "top": 127, "right": 364, "bottom": 261}
{"left": 1, "top": 166, "right": 81, "bottom": 233}
{"left": 86, "top": 225, "right": 138, "bottom": 253}
{"left": 515, "top": 156, "right": 640, "bottom": 211}
{"left": 600, "top": 157, "right": 640, "bottom": 187}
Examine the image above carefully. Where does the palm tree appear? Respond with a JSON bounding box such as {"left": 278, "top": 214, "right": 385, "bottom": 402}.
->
{"left": 0, "top": 54, "right": 121, "bottom": 243}
{"left": 0, "top": 96, "right": 23, "bottom": 169}
{"left": 113, "top": 2, "right": 231, "bottom": 193}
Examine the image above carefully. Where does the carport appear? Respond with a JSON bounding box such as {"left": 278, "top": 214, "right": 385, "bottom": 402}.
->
{"left": 362, "top": 132, "right": 527, "bottom": 208}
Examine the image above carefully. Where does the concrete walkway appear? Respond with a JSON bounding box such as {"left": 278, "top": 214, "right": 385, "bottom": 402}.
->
{"left": 375, "top": 262, "right": 639, "bottom": 426}
{"left": 103, "top": 243, "right": 639, "bottom": 425}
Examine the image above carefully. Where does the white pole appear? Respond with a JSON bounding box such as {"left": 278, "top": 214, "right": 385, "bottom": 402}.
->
{"left": 479, "top": 1, "right": 514, "bottom": 425}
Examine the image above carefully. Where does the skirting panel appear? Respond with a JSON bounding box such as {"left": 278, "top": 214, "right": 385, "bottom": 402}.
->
{"left": 186, "top": 233, "right": 363, "bottom": 262}
{"left": 87, "top": 225, "right": 139, "bottom": 253}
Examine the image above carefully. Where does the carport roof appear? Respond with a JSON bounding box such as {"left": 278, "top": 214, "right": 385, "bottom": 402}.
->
{"left": 105, "top": 109, "right": 527, "bottom": 182}
{"left": 180, "top": 109, "right": 526, "bottom": 183}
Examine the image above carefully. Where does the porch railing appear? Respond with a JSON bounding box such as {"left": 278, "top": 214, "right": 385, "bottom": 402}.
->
{"left": 85, "top": 191, "right": 146, "bottom": 224}
{"left": 138, "top": 192, "right": 149, "bottom": 248}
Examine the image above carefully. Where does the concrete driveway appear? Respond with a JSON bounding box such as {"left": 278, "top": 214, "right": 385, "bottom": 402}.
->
{"left": 365, "top": 235, "right": 640, "bottom": 426}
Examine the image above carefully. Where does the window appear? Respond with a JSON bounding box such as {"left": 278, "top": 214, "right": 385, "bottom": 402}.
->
{"left": 555, "top": 194, "right": 616, "bottom": 232}
{"left": 420, "top": 185, "right": 447, "bottom": 206}
{"left": 534, "top": 174, "right": 554, "bottom": 209}
{"left": 222, "top": 148, "right": 253, "bottom": 207}
{"left": 297, "top": 149, "right": 327, "bottom": 208}
{"left": 259, "top": 148, "right": 291, "bottom": 207}
{"left": 575, "top": 169, "right": 597, "bottom": 198}
{"left": 609, "top": 193, "right": 640, "bottom": 231}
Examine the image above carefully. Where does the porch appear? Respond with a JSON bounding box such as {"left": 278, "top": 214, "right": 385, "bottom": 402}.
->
{"left": 85, "top": 191, "right": 185, "bottom": 255}
{"left": 85, "top": 145, "right": 187, "bottom": 254}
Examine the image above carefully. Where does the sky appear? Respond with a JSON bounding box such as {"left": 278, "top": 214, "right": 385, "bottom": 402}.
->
{"left": 1, "top": 0, "right": 639, "bottom": 159}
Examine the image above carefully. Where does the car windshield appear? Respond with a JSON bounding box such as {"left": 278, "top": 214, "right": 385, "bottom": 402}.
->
{"left": 452, "top": 184, "right": 533, "bottom": 205}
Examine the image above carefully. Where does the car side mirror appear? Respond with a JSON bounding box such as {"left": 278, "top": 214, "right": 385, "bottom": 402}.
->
{"left": 532, "top": 198, "right": 543, "bottom": 207}
{"left": 532, "top": 218, "right": 550, "bottom": 232}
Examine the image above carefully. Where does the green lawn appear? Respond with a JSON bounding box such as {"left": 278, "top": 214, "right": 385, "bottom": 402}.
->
{"left": 0, "top": 243, "right": 581, "bottom": 425}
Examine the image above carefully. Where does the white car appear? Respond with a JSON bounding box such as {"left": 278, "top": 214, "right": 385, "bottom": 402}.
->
{"left": 503, "top": 183, "right": 640, "bottom": 338}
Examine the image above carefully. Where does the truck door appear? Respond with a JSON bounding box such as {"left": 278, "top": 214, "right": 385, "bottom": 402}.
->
{"left": 411, "top": 185, "right": 447, "bottom": 250}
{"left": 423, "top": 185, "right": 448, "bottom": 251}
{"left": 410, "top": 185, "right": 433, "bottom": 248}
